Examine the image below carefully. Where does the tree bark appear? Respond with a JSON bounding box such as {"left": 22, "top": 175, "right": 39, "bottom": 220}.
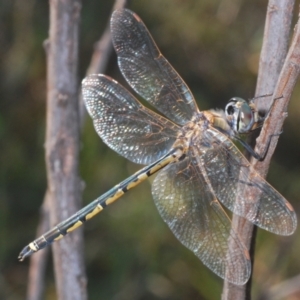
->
{"left": 222, "top": 1, "right": 297, "bottom": 299}
{"left": 26, "top": 1, "right": 129, "bottom": 299}
{"left": 26, "top": 192, "right": 50, "bottom": 300}
{"left": 45, "top": 0, "right": 87, "bottom": 299}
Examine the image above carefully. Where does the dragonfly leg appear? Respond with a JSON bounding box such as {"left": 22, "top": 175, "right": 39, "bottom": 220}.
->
{"left": 236, "top": 131, "right": 282, "bottom": 161}
{"left": 252, "top": 95, "right": 284, "bottom": 126}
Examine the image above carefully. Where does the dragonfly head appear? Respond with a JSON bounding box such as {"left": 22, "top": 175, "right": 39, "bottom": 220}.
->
{"left": 225, "top": 97, "right": 256, "bottom": 134}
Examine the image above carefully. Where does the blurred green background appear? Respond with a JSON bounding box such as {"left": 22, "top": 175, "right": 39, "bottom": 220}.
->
{"left": 1, "top": 0, "right": 300, "bottom": 299}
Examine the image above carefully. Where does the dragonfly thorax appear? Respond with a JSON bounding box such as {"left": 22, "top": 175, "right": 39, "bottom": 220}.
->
{"left": 174, "top": 112, "right": 227, "bottom": 153}
{"left": 202, "top": 110, "right": 235, "bottom": 138}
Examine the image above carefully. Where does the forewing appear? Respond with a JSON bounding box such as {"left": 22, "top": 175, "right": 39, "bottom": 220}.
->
{"left": 152, "top": 155, "right": 251, "bottom": 285}
{"left": 111, "top": 9, "right": 198, "bottom": 126}
{"left": 201, "top": 127, "right": 297, "bottom": 235}
{"left": 82, "top": 74, "right": 179, "bottom": 165}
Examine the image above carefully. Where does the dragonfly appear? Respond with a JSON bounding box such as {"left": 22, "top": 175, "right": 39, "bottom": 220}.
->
{"left": 19, "top": 9, "right": 297, "bottom": 285}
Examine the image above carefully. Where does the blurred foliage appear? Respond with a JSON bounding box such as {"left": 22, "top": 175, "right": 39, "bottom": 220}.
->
{"left": 1, "top": 0, "right": 300, "bottom": 299}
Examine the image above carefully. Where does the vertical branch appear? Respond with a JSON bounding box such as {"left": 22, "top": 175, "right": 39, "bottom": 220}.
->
{"left": 255, "top": 0, "right": 295, "bottom": 111}
{"left": 46, "top": 0, "right": 87, "bottom": 299}
{"left": 26, "top": 192, "right": 50, "bottom": 300}
{"left": 222, "top": 1, "right": 297, "bottom": 299}
{"left": 26, "top": 1, "right": 128, "bottom": 299}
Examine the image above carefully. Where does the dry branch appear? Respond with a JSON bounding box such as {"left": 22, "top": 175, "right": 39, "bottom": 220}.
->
{"left": 26, "top": 1, "right": 128, "bottom": 299}
{"left": 26, "top": 192, "right": 50, "bottom": 300}
{"left": 222, "top": 1, "right": 298, "bottom": 299}
{"left": 45, "top": 0, "right": 86, "bottom": 299}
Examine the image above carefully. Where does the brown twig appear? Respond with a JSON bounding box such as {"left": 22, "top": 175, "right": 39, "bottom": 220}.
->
{"left": 45, "top": 0, "right": 87, "bottom": 298}
{"left": 26, "top": 192, "right": 50, "bottom": 300}
{"left": 26, "top": 1, "right": 128, "bottom": 299}
{"left": 46, "top": 0, "right": 86, "bottom": 299}
{"left": 255, "top": 0, "right": 296, "bottom": 112}
{"left": 222, "top": 1, "right": 297, "bottom": 299}
{"left": 86, "top": 0, "right": 128, "bottom": 75}
{"left": 79, "top": 0, "right": 128, "bottom": 128}
{"left": 79, "top": 0, "right": 128, "bottom": 126}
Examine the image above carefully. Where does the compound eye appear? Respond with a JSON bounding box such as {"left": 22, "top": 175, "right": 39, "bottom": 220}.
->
{"left": 239, "top": 102, "right": 254, "bottom": 132}
{"left": 225, "top": 102, "right": 236, "bottom": 115}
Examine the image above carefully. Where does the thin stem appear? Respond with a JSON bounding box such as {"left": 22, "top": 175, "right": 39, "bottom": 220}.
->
{"left": 222, "top": 1, "right": 296, "bottom": 299}
{"left": 26, "top": 1, "right": 128, "bottom": 299}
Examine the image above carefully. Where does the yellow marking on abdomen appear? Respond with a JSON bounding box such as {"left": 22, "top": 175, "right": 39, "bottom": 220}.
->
{"left": 85, "top": 204, "right": 104, "bottom": 220}
{"left": 54, "top": 234, "right": 64, "bottom": 241}
{"left": 106, "top": 189, "right": 124, "bottom": 205}
{"left": 148, "top": 156, "right": 174, "bottom": 175}
{"left": 138, "top": 172, "right": 149, "bottom": 181}
{"left": 126, "top": 181, "right": 139, "bottom": 190}
{"left": 66, "top": 220, "right": 83, "bottom": 233}
{"left": 29, "top": 242, "right": 38, "bottom": 252}
{"left": 126, "top": 174, "right": 148, "bottom": 190}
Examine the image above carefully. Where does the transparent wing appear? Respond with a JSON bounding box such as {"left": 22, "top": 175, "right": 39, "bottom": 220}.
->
{"left": 82, "top": 74, "right": 179, "bottom": 165}
{"left": 152, "top": 154, "right": 251, "bottom": 285}
{"left": 201, "top": 126, "right": 297, "bottom": 235}
{"left": 111, "top": 9, "right": 198, "bottom": 126}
